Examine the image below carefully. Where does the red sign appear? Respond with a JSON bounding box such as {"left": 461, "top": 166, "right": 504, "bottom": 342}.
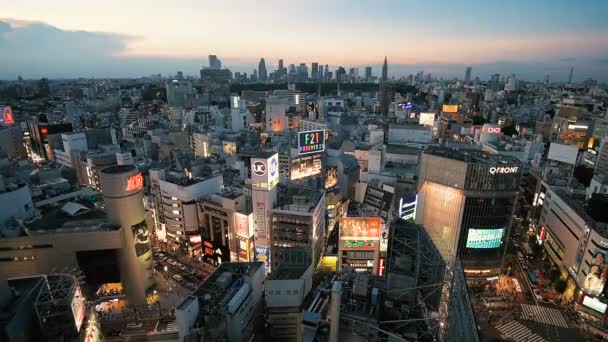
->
{"left": 189, "top": 235, "right": 202, "bottom": 244}
{"left": 204, "top": 247, "right": 214, "bottom": 255}
{"left": 126, "top": 173, "right": 143, "bottom": 191}
{"left": 40, "top": 128, "right": 48, "bottom": 134}
{"left": 378, "top": 258, "right": 385, "bottom": 276}
{"left": 3, "top": 106, "right": 14, "bottom": 125}
{"left": 204, "top": 241, "right": 213, "bottom": 248}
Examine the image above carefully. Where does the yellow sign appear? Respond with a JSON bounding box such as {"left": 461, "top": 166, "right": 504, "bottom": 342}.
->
{"left": 442, "top": 104, "right": 459, "bottom": 113}
{"left": 320, "top": 255, "right": 338, "bottom": 271}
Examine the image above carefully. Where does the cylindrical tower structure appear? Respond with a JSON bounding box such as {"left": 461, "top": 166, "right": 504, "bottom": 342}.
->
{"left": 100, "top": 165, "right": 153, "bottom": 306}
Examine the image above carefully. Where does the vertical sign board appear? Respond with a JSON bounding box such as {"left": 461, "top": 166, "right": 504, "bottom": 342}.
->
{"left": 298, "top": 130, "right": 326, "bottom": 155}
{"left": 255, "top": 245, "right": 270, "bottom": 273}
{"left": 251, "top": 153, "right": 279, "bottom": 190}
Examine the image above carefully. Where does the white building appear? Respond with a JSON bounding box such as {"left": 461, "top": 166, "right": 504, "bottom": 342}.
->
{"left": 387, "top": 124, "right": 432, "bottom": 145}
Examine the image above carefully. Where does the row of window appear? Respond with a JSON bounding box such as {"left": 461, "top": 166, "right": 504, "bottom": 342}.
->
{"left": 0, "top": 256, "right": 37, "bottom": 262}
{"left": 0, "top": 244, "right": 52, "bottom": 251}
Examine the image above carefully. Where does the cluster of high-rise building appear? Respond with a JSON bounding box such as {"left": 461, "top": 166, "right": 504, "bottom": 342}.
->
{"left": 1, "top": 52, "right": 608, "bottom": 341}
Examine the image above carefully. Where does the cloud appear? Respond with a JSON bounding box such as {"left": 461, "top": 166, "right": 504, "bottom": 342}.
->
{"left": 0, "top": 18, "right": 141, "bottom": 78}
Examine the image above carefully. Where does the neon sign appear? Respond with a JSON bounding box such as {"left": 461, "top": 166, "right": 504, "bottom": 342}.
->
{"left": 298, "top": 130, "right": 326, "bottom": 155}
{"left": 486, "top": 127, "right": 501, "bottom": 133}
{"left": 2, "top": 106, "right": 14, "bottom": 125}
{"left": 40, "top": 128, "right": 48, "bottom": 134}
{"left": 252, "top": 161, "right": 266, "bottom": 176}
{"left": 126, "top": 173, "right": 144, "bottom": 191}
{"left": 489, "top": 166, "right": 518, "bottom": 175}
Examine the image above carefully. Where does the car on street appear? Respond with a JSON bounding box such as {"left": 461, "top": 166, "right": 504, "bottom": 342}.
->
{"left": 167, "top": 259, "right": 177, "bottom": 265}
{"left": 173, "top": 274, "right": 183, "bottom": 281}
{"left": 127, "top": 322, "right": 144, "bottom": 329}
{"left": 533, "top": 289, "right": 543, "bottom": 301}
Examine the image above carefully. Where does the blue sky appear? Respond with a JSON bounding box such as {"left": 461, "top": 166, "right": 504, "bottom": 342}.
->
{"left": 1, "top": 0, "right": 608, "bottom": 81}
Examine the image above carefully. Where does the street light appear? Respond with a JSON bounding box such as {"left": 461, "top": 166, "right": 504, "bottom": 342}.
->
{"left": 164, "top": 266, "right": 168, "bottom": 272}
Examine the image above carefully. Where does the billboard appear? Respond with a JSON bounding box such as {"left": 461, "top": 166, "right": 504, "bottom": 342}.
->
{"left": 126, "top": 173, "right": 144, "bottom": 191}
{"left": 340, "top": 217, "right": 381, "bottom": 238}
{"left": 298, "top": 130, "right": 325, "bottom": 155}
{"left": 583, "top": 250, "right": 608, "bottom": 296}
{"left": 465, "top": 228, "right": 504, "bottom": 249}
{"left": 131, "top": 220, "right": 151, "bottom": 257}
{"left": 342, "top": 240, "right": 379, "bottom": 250}
{"left": 223, "top": 141, "right": 237, "bottom": 155}
{"left": 547, "top": 143, "right": 578, "bottom": 165}
{"left": 398, "top": 195, "right": 418, "bottom": 221}
{"left": 291, "top": 154, "right": 322, "bottom": 180}
{"left": 255, "top": 202, "right": 267, "bottom": 243}
{"left": 362, "top": 185, "right": 393, "bottom": 220}
{"left": 255, "top": 245, "right": 270, "bottom": 273}
{"left": 251, "top": 153, "right": 279, "bottom": 190}
{"left": 582, "top": 296, "right": 608, "bottom": 314}
{"left": 419, "top": 112, "right": 435, "bottom": 127}
{"left": 442, "top": 104, "right": 459, "bottom": 113}
{"left": 1, "top": 106, "right": 14, "bottom": 125}
{"left": 325, "top": 166, "right": 338, "bottom": 189}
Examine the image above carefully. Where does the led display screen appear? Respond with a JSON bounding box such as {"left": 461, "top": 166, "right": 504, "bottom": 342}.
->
{"left": 290, "top": 154, "right": 322, "bottom": 180}
{"left": 340, "top": 217, "right": 381, "bottom": 238}
{"left": 465, "top": 228, "right": 504, "bottom": 249}
{"left": 298, "top": 130, "right": 325, "bottom": 155}
{"left": 583, "top": 296, "right": 607, "bottom": 314}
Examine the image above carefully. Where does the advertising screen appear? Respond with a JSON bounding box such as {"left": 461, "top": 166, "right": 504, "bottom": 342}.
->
{"left": 362, "top": 185, "right": 393, "bottom": 220}
{"left": 325, "top": 166, "right": 338, "bottom": 189}
{"left": 223, "top": 141, "right": 237, "bottom": 155}
{"left": 342, "top": 240, "right": 378, "bottom": 250}
{"left": 291, "top": 154, "right": 322, "bottom": 180}
{"left": 251, "top": 153, "right": 279, "bottom": 190}
{"left": 442, "top": 104, "right": 459, "bottom": 113}
{"left": 419, "top": 112, "right": 435, "bottom": 127}
{"left": 255, "top": 245, "right": 270, "bottom": 273}
{"left": 583, "top": 250, "right": 608, "bottom": 296}
{"left": 298, "top": 130, "right": 326, "bottom": 155}
{"left": 1, "top": 106, "right": 14, "bottom": 125}
{"left": 340, "top": 218, "right": 381, "bottom": 238}
{"left": 131, "top": 220, "right": 151, "bottom": 257}
{"left": 583, "top": 295, "right": 608, "bottom": 314}
{"left": 399, "top": 195, "right": 418, "bottom": 221}
{"left": 465, "top": 228, "right": 504, "bottom": 249}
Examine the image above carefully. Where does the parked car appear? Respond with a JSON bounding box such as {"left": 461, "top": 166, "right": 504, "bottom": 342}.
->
{"left": 533, "top": 289, "right": 543, "bottom": 301}
{"left": 173, "top": 274, "right": 183, "bottom": 281}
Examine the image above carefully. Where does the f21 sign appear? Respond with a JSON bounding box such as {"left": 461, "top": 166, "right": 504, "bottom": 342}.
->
{"left": 298, "top": 130, "right": 325, "bottom": 155}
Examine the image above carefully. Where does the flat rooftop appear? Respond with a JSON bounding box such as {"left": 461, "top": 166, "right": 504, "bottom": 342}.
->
{"left": 553, "top": 189, "right": 608, "bottom": 236}
{"left": 274, "top": 187, "right": 324, "bottom": 213}
{"left": 180, "top": 262, "right": 263, "bottom": 312}
{"left": 268, "top": 265, "right": 309, "bottom": 280}
{"left": 424, "top": 146, "right": 520, "bottom": 165}
{"left": 25, "top": 204, "right": 118, "bottom": 235}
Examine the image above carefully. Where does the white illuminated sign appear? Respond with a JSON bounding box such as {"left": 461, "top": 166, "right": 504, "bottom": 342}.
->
{"left": 489, "top": 166, "right": 519, "bottom": 175}
{"left": 487, "top": 127, "right": 501, "bottom": 134}
{"left": 583, "top": 296, "right": 608, "bottom": 314}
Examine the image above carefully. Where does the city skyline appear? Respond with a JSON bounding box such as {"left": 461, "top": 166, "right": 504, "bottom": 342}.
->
{"left": 2, "top": 0, "right": 608, "bottom": 81}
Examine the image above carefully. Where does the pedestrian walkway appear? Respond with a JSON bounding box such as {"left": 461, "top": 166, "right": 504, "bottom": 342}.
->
{"left": 165, "top": 321, "right": 179, "bottom": 332}
{"left": 495, "top": 320, "right": 547, "bottom": 342}
{"left": 520, "top": 304, "right": 569, "bottom": 328}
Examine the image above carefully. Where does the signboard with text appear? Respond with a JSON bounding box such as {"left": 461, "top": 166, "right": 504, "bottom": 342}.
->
{"left": 291, "top": 154, "right": 323, "bottom": 180}
{"left": 251, "top": 153, "right": 279, "bottom": 190}
{"left": 298, "top": 130, "right": 326, "bottom": 155}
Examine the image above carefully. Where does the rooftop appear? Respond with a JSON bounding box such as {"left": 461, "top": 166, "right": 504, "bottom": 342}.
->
{"left": 424, "top": 146, "right": 521, "bottom": 165}
{"left": 268, "top": 265, "right": 310, "bottom": 280}
{"left": 274, "top": 187, "right": 324, "bottom": 213}
{"left": 25, "top": 203, "right": 117, "bottom": 235}
{"left": 554, "top": 189, "right": 608, "bottom": 236}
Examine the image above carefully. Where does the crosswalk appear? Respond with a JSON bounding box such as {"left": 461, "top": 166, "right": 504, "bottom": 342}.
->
{"left": 520, "top": 304, "right": 569, "bottom": 328}
{"left": 495, "top": 320, "right": 547, "bottom": 342}
{"left": 165, "top": 321, "right": 179, "bottom": 332}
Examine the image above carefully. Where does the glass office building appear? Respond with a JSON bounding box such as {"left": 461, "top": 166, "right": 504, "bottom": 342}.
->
{"left": 417, "top": 147, "right": 521, "bottom": 276}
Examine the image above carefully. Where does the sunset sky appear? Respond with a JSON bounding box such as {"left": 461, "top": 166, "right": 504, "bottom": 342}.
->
{"left": 2, "top": 0, "right": 608, "bottom": 80}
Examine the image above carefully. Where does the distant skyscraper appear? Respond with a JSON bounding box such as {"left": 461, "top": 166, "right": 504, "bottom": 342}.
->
{"left": 278, "top": 59, "right": 284, "bottom": 71}
{"left": 208, "top": 55, "right": 221, "bottom": 70}
{"left": 465, "top": 66, "right": 472, "bottom": 82}
{"left": 324, "top": 64, "right": 329, "bottom": 81}
{"left": 311, "top": 63, "right": 319, "bottom": 81}
{"left": 490, "top": 74, "right": 500, "bottom": 84}
{"left": 381, "top": 56, "right": 388, "bottom": 81}
{"left": 568, "top": 67, "right": 574, "bottom": 84}
{"left": 258, "top": 58, "right": 268, "bottom": 81}
{"left": 365, "top": 66, "right": 372, "bottom": 80}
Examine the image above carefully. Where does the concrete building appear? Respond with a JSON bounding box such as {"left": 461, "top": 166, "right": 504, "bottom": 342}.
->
{"left": 265, "top": 265, "right": 313, "bottom": 341}
{"left": 166, "top": 79, "right": 194, "bottom": 108}
{"left": 416, "top": 147, "right": 522, "bottom": 276}
{"left": 387, "top": 124, "right": 433, "bottom": 145}
{"left": 0, "top": 165, "right": 154, "bottom": 306}
{"left": 176, "top": 262, "right": 265, "bottom": 342}
{"left": 158, "top": 171, "right": 223, "bottom": 252}
{"left": 0, "top": 183, "right": 34, "bottom": 225}
{"left": 270, "top": 187, "right": 326, "bottom": 271}
{"left": 26, "top": 121, "right": 73, "bottom": 161}
{"left": 0, "top": 125, "right": 26, "bottom": 159}
{"left": 266, "top": 96, "right": 289, "bottom": 132}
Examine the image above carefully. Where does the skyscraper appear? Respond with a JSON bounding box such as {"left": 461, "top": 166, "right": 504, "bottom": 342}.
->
{"left": 278, "top": 59, "right": 284, "bottom": 71}
{"left": 568, "top": 66, "right": 574, "bottom": 84}
{"left": 416, "top": 147, "right": 521, "bottom": 276}
{"left": 258, "top": 58, "right": 268, "bottom": 81}
{"left": 365, "top": 66, "right": 372, "bottom": 80}
{"left": 465, "top": 66, "right": 472, "bottom": 82}
{"left": 208, "top": 55, "right": 221, "bottom": 70}
{"left": 324, "top": 64, "right": 329, "bottom": 81}
{"left": 381, "top": 56, "right": 388, "bottom": 81}
{"left": 311, "top": 62, "right": 319, "bottom": 81}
